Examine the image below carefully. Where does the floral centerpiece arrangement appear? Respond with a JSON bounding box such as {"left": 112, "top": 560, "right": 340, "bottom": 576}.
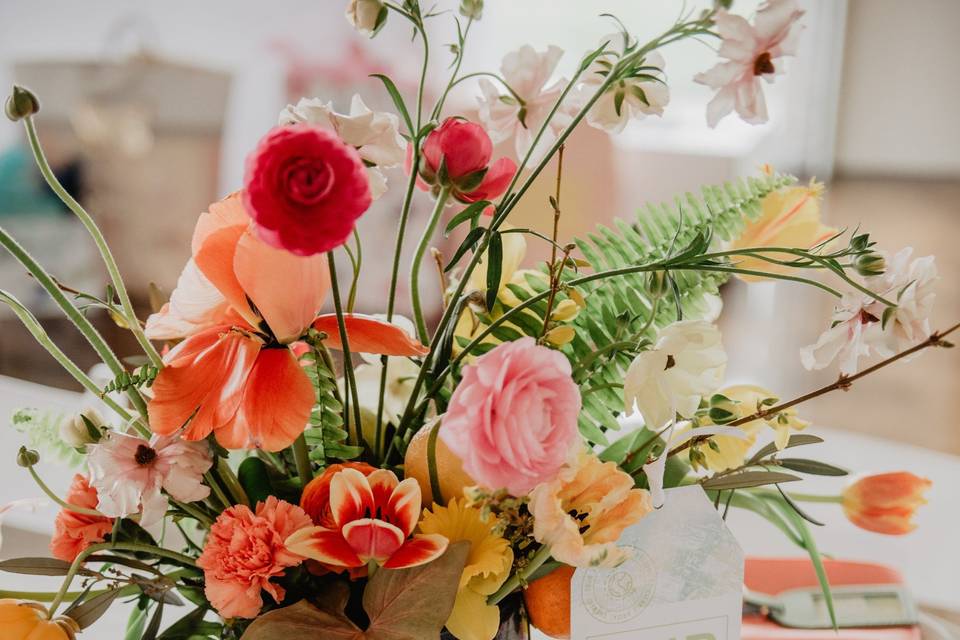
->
{"left": 0, "top": 1, "right": 952, "bottom": 638}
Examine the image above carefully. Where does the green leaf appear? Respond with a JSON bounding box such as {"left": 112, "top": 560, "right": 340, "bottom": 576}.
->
{"left": 241, "top": 542, "right": 470, "bottom": 639}
{"left": 370, "top": 74, "right": 414, "bottom": 136}
{"left": 748, "top": 434, "right": 824, "bottom": 465}
{"left": 124, "top": 599, "right": 149, "bottom": 640}
{"left": 64, "top": 588, "right": 122, "bottom": 629}
{"left": 702, "top": 470, "right": 802, "bottom": 490}
{"left": 141, "top": 599, "right": 165, "bottom": 640}
{"left": 0, "top": 557, "right": 95, "bottom": 577}
{"left": 238, "top": 457, "right": 274, "bottom": 504}
{"left": 445, "top": 227, "right": 486, "bottom": 272}
{"left": 444, "top": 200, "right": 490, "bottom": 236}
{"left": 485, "top": 231, "right": 503, "bottom": 311}
{"left": 776, "top": 458, "right": 848, "bottom": 477}
{"left": 771, "top": 497, "right": 838, "bottom": 629}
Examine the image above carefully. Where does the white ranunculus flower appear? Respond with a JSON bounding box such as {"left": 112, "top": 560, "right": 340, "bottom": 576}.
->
{"left": 575, "top": 42, "right": 670, "bottom": 134}
{"left": 279, "top": 94, "right": 405, "bottom": 199}
{"left": 477, "top": 45, "right": 572, "bottom": 163}
{"left": 623, "top": 320, "right": 726, "bottom": 429}
{"left": 345, "top": 0, "right": 386, "bottom": 37}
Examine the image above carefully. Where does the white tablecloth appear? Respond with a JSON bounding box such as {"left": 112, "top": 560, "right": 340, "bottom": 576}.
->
{"left": 1, "top": 374, "right": 958, "bottom": 637}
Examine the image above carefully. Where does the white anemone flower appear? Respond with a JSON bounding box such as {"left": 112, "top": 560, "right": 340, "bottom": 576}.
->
{"left": 623, "top": 320, "right": 727, "bottom": 429}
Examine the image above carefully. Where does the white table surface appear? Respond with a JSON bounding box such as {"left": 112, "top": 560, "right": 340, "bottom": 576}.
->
{"left": 1, "top": 374, "right": 958, "bottom": 637}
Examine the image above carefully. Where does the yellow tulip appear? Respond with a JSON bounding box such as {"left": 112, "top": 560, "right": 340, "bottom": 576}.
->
{"left": 0, "top": 600, "right": 79, "bottom": 640}
{"left": 731, "top": 178, "right": 837, "bottom": 282}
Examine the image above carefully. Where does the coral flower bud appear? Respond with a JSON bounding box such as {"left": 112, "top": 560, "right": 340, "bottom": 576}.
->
{"left": 842, "top": 472, "right": 931, "bottom": 535}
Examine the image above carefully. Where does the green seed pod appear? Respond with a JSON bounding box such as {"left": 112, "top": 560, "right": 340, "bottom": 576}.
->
{"left": 5, "top": 85, "right": 40, "bottom": 122}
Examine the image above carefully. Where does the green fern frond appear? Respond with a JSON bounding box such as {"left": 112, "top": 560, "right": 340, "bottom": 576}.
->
{"left": 101, "top": 365, "right": 159, "bottom": 396}
{"left": 482, "top": 172, "right": 795, "bottom": 445}
{"left": 300, "top": 350, "right": 361, "bottom": 466}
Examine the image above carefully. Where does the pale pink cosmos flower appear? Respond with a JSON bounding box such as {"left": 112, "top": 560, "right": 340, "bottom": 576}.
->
{"left": 440, "top": 337, "right": 581, "bottom": 496}
{"left": 477, "top": 45, "right": 572, "bottom": 162}
{"left": 87, "top": 431, "right": 213, "bottom": 527}
{"left": 801, "top": 248, "right": 937, "bottom": 374}
{"left": 695, "top": 0, "right": 805, "bottom": 127}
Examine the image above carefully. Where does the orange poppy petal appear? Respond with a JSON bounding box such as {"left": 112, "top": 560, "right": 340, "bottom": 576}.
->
{"left": 387, "top": 477, "right": 422, "bottom": 538}
{"left": 234, "top": 232, "right": 330, "bottom": 344}
{"left": 220, "top": 347, "right": 314, "bottom": 451}
{"left": 330, "top": 468, "right": 375, "bottom": 528}
{"left": 381, "top": 533, "right": 449, "bottom": 569}
{"left": 312, "top": 314, "right": 429, "bottom": 356}
{"left": 342, "top": 518, "right": 405, "bottom": 564}
{"left": 285, "top": 526, "right": 364, "bottom": 568}
{"left": 148, "top": 327, "right": 261, "bottom": 440}
{"left": 192, "top": 192, "right": 249, "bottom": 254}
{"left": 194, "top": 224, "right": 258, "bottom": 327}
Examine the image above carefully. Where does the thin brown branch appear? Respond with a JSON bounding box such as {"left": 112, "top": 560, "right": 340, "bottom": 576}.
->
{"left": 667, "top": 320, "right": 960, "bottom": 459}
{"left": 540, "top": 144, "right": 566, "bottom": 337}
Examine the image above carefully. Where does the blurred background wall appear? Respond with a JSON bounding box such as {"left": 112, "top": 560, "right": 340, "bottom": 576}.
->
{"left": 0, "top": 0, "right": 957, "bottom": 453}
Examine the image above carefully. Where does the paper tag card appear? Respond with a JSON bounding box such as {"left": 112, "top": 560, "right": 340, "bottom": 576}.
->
{"left": 571, "top": 485, "right": 744, "bottom": 640}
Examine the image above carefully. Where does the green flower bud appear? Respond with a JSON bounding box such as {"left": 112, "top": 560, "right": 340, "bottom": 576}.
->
{"left": 855, "top": 253, "right": 886, "bottom": 277}
{"left": 460, "top": 0, "right": 483, "bottom": 20}
{"left": 60, "top": 407, "right": 104, "bottom": 449}
{"left": 5, "top": 85, "right": 40, "bottom": 122}
{"left": 646, "top": 270, "right": 671, "bottom": 297}
{"left": 708, "top": 393, "right": 740, "bottom": 424}
{"left": 17, "top": 446, "right": 40, "bottom": 467}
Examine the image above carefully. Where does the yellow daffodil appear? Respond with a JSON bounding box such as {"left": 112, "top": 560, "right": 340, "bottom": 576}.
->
{"left": 690, "top": 384, "right": 809, "bottom": 472}
{"left": 731, "top": 173, "right": 837, "bottom": 282}
{"left": 419, "top": 499, "right": 514, "bottom": 640}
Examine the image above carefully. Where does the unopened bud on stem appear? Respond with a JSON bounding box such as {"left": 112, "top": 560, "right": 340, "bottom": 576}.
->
{"left": 5, "top": 85, "right": 39, "bottom": 122}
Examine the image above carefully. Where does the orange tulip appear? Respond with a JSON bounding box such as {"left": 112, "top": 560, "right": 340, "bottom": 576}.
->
{"left": 842, "top": 472, "right": 931, "bottom": 535}
{"left": 145, "top": 193, "right": 427, "bottom": 451}
{"left": 300, "top": 462, "right": 377, "bottom": 527}
{"left": 0, "top": 600, "right": 79, "bottom": 640}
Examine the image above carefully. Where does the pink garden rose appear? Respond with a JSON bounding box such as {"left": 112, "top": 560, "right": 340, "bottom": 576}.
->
{"left": 49, "top": 475, "right": 113, "bottom": 562}
{"left": 440, "top": 337, "right": 581, "bottom": 495}
{"left": 415, "top": 117, "right": 516, "bottom": 204}
{"left": 243, "top": 124, "right": 372, "bottom": 256}
{"left": 197, "top": 497, "right": 313, "bottom": 619}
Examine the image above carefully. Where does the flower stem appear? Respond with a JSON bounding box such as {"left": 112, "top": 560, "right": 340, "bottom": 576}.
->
{"left": 426, "top": 419, "right": 443, "bottom": 504}
{"left": 293, "top": 434, "right": 313, "bottom": 486}
{"left": 327, "top": 252, "right": 365, "bottom": 452}
{"left": 215, "top": 458, "right": 249, "bottom": 507}
{"left": 0, "top": 289, "right": 132, "bottom": 421}
{"left": 488, "top": 545, "right": 553, "bottom": 605}
{"left": 47, "top": 542, "right": 197, "bottom": 618}
{"left": 780, "top": 492, "right": 843, "bottom": 504}
{"left": 669, "top": 320, "right": 960, "bottom": 458}
{"left": 410, "top": 187, "right": 452, "bottom": 344}
{"left": 0, "top": 226, "right": 150, "bottom": 423}
{"left": 25, "top": 463, "right": 104, "bottom": 517}
{"left": 23, "top": 116, "right": 164, "bottom": 371}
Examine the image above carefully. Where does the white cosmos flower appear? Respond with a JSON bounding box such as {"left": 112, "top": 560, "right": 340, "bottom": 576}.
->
{"left": 87, "top": 431, "right": 212, "bottom": 527}
{"left": 623, "top": 320, "right": 726, "bottom": 429}
{"left": 279, "top": 94, "right": 405, "bottom": 199}
{"left": 477, "top": 45, "right": 572, "bottom": 162}
{"left": 574, "top": 37, "right": 670, "bottom": 134}
{"left": 801, "top": 248, "right": 937, "bottom": 374}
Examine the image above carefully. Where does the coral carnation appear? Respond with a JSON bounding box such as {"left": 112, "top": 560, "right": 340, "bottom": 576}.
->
{"left": 49, "top": 475, "right": 113, "bottom": 563}
{"left": 197, "top": 497, "right": 313, "bottom": 619}
{"left": 244, "top": 124, "right": 372, "bottom": 256}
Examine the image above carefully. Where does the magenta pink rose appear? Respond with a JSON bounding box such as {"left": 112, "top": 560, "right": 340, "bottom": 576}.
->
{"left": 243, "top": 124, "right": 371, "bottom": 256}
{"left": 440, "top": 337, "right": 581, "bottom": 495}
{"left": 415, "top": 117, "right": 517, "bottom": 204}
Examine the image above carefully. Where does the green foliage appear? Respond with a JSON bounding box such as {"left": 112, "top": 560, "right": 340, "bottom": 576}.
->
{"left": 300, "top": 349, "right": 361, "bottom": 466}
{"left": 10, "top": 407, "right": 83, "bottom": 467}
{"left": 101, "top": 365, "right": 159, "bottom": 396}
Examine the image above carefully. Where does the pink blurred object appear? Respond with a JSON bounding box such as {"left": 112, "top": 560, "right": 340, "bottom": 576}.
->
{"left": 743, "top": 557, "right": 921, "bottom": 640}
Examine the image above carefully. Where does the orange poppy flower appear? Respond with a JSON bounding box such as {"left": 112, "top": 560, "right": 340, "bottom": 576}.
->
{"left": 146, "top": 193, "right": 427, "bottom": 451}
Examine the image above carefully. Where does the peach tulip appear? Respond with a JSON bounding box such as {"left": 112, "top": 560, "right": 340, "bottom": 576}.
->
{"left": 842, "top": 472, "right": 931, "bottom": 535}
